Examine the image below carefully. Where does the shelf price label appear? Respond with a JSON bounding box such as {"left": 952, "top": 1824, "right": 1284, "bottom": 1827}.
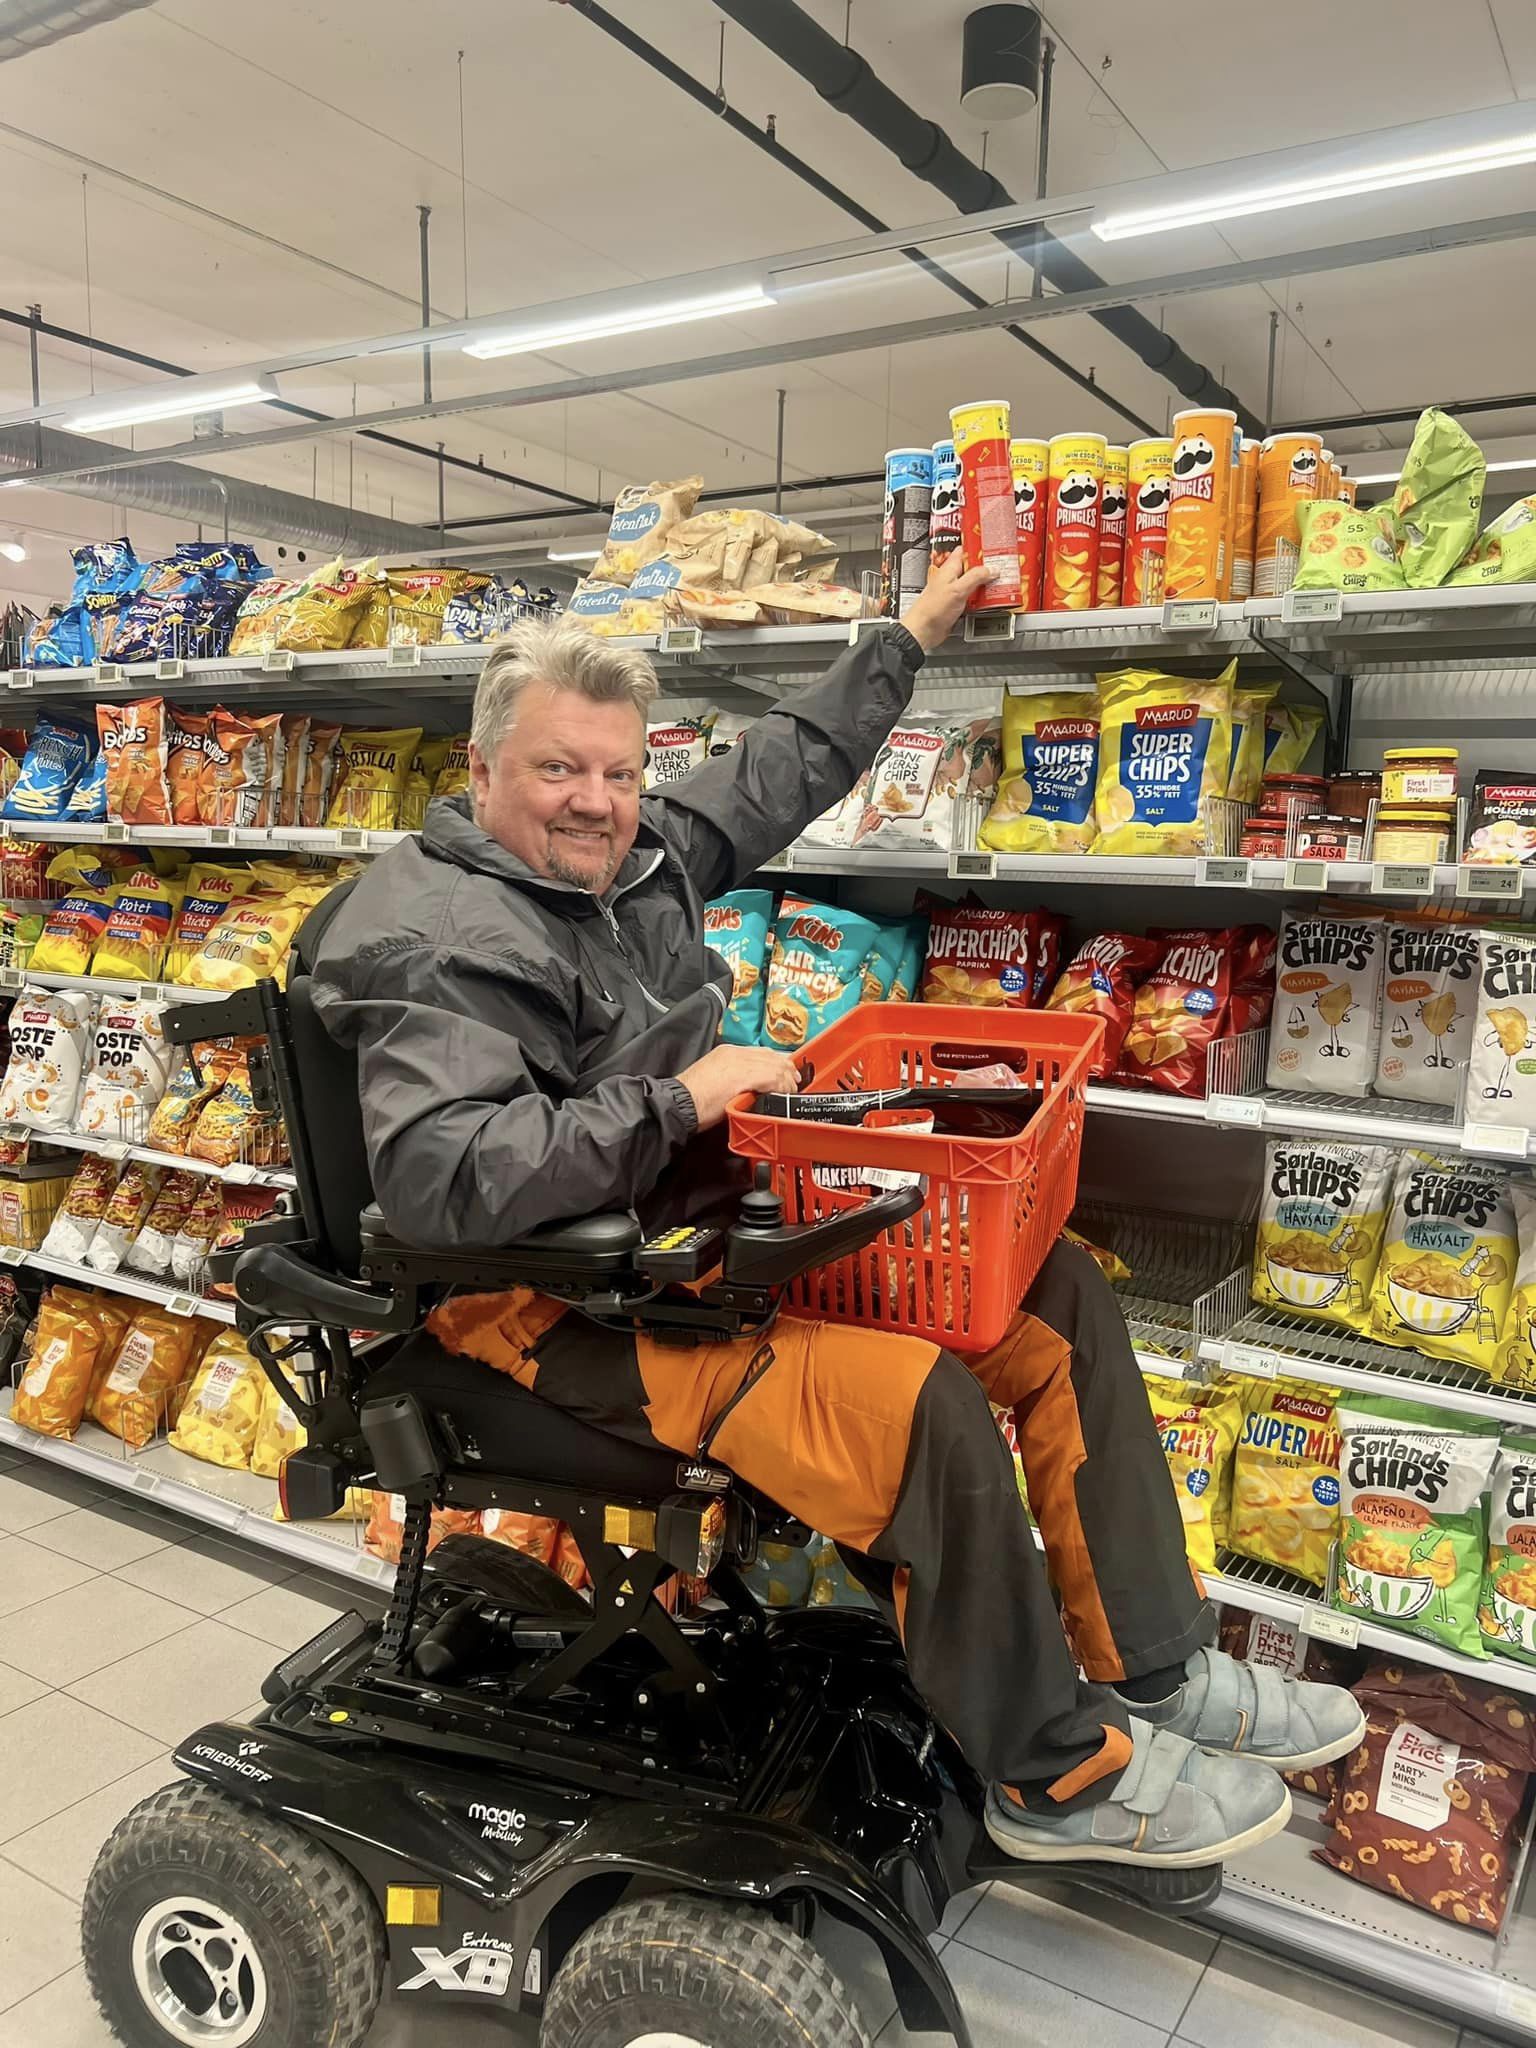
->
{"left": 103, "top": 822, "right": 127, "bottom": 843}
{"left": 1220, "top": 1340, "right": 1284, "bottom": 1380}
{"left": 98, "top": 1141, "right": 130, "bottom": 1162}
{"left": 155, "top": 658, "right": 185, "bottom": 682}
{"left": 1300, "top": 1605, "right": 1360, "bottom": 1650}
{"left": 1279, "top": 588, "right": 1343, "bottom": 626}
{"left": 1457, "top": 863, "right": 1523, "bottom": 899}
{"left": 262, "top": 650, "right": 295, "bottom": 673}
{"left": 223, "top": 1162, "right": 259, "bottom": 1184}
{"left": 0, "top": 969, "right": 23, "bottom": 993}
{"left": 1196, "top": 856, "right": 1251, "bottom": 888}
{"left": 1462, "top": 1119, "right": 1531, "bottom": 1160}
{"left": 1370, "top": 862, "right": 1433, "bottom": 895}
{"left": 7, "top": 671, "right": 32, "bottom": 692}
{"left": 1161, "top": 598, "right": 1217, "bottom": 630}
{"left": 760, "top": 847, "right": 794, "bottom": 874}
{"left": 335, "top": 827, "right": 368, "bottom": 851}
{"left": 208, "top": 826, "right": 235, "bottom": 847}
{"left": 1283, "top": 858, "right": 1329, "bottom": 891}
{"left": 1206, "top": 1094, "right": 1265, "bottom": 1129}
{"left": 164, "top": 1292, "right": 200, "bottom": 1318}
{"left": 386, "top": 642, "right": 422, "bottom": 668}
{"left": 94, "top": 664, "right": 127, "bottom": 687}
{"left": 964, "top": 612, "right": 1017, "bottom": 643}
{"left": 949, "top": 849, "right": 997, "bottom": 881}
{"left": 659, "top": 625, "right": 703, "bottom": 656}
{"left": 1497, "top": 1983, "right": 1536, "bottom": 2028}
{"left": 0, "top": 1123, "right": 26, "bottom": 1143}
{"left": 0, "top": 1244, "right": 26, "bottom": 1267}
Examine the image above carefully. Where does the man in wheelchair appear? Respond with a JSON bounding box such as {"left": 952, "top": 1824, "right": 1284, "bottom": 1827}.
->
{"left": 303, "top": 550, "right": 1363, "bottom": 1879}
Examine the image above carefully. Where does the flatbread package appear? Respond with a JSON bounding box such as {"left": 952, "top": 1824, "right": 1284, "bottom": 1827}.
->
{"left": 1090, "top": 661, "right": 1234, "bottom": 858}
{"left": 1367, "top": 1152, "right": 1519, "bottom": 1373}
{"left": 1144, "top": 1374, "right": 1243, "bottom": 1572}
{"left": 591, "top": 476, "right": 703, "bottom": 583}
{"left": 1230, "top": 1378, "right": 1343, "bottom": 1588}
{"left": 1374, "top": 922, "right": 1478, "bottom": 1108}
{"left": 761, "top": 898, "right": 880, "bottom": 1049}
{"left": 0, "top": 988, "right": 95, "bottom": 1132}
{"left": 1481, "top": 1432, "right": 1536, "bottom": 1663}
{"left": 1336, "top": 1394, "right": 1500, "bottom": 1657}
{"left": 979, "top": 689, "right": 1099, "bottom": 855}
{"left": 1267, "top": 908, "right": 1386, "bottom": 1098}
{"left": 1251, "top": 1138, "right": 1396, "bottom": 1332}
{"left": 1468, "top": 930, "right": 1536, "bottom": 1130}
{"left": 703, "top": 890, "right": 773, "bottom": 1047}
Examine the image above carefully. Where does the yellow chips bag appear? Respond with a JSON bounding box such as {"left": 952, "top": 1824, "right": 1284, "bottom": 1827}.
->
{"left": 182, "top": 881, "right": 329, "bottom": 993}
{"left": 1262, "top": 702, "right": 1326, "bottom": 776}
{"left": 399, "top": 736, "right": 451, "bottom": 831}
{"left": 1230, "top": 1378, "right": 1343, "bottom": 1587}
{"left": 12, "top": 1286, "right": 130, "bottom": 1440}
{"left": 1227, "top": 685, "right": 1277, "bottom": 806}
{"left": 92, "top": 867, "right": 185, "bottom": 981}
{"left": 432, "top": 736, "right": 471, "bottom": 801}
{"left": 1090, "top": 661, "right": 1234, "bottom": 858}
{"left": 977, "top": 690, "right": 1100, "bottom": 854}
{"left": 250, "top": 1368, "right": 304, "bottom": 1479}
{"left": 28, "top": 853, "right": 119, "bottom": 975}
{"left": 88, "top": 1305, "right": 206, "bottom": 1448}
{"left": 325, "top": 727, "right": 421, "bottom": 832}
{"left": 1144, "top": 1374, "right": 1243, "bottom": 1572}
{"left": 168, "top": 1331, "right": 267, "bottom": 1469}
{"left": 1368, "top": 1152, "right": 1519, "bottom": 1374}
{"left": 1495, "top": 1184, "right": 1536, "bottom": 1392}
{"left": 1252, "top": 1138, "right": 1395, "bottom": 1333}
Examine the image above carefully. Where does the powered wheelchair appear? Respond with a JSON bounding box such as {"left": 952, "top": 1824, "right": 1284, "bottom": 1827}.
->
{"left": 81, "top": 969, "right": 1221, "bottom": 2048}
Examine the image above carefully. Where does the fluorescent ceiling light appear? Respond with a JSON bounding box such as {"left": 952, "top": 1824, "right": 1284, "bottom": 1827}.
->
{"left": 1092, "top": 129, "right": 1536, "bottom": 240}
{"left": 546, "top": 545, "right": 604, "bottom": 563}
{"left": 0, "top": 538, "right": 26, "bottom": 563}
{"left": 1350, "top": 455, "right": 1536, "bottom": 485}
{"left": 64, "top": 375, "right": 280, "bottom": 435}
{"left": 465, "top": 283, "right": 775, "bottom": 361}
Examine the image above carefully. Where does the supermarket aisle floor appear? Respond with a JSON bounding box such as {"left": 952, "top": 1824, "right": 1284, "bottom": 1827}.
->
{"left": 0, "top": 1455, "right": 1486, "bottom": 2048}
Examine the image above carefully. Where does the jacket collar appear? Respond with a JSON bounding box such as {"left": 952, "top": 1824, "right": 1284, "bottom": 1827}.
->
{"left": 421, "top": 794, "right": 663, "bottom": 906}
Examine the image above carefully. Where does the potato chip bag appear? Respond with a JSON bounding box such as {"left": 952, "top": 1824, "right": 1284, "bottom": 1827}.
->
{"left": 762, "top": 897, "right": 881, "bottom": 1049}
{"left": 97, "top": 697, "right": 171, "bottom": 826}
{"left": 703, "top": 890, "right": 773, "bottom": 1046}
{"left": 124, "top": 1168, "right": 203, "bottom": 1278}
{"left": 228, "top": 575, "right": 303, "bottom": 656}
{"left": 1252, "top": 1139, "right": 1396, "bottom": 1333}
{"left": 1336, "top": 1394, "right": 1500, "bottom": 1656}
{"left": 850, "top": 712, "right": 996, "bottom": 856}
{"left": 1090, "top": 661, "right": 1234, "bottom": 858}
{"left": 165, "top": 707, "right": 210, "bottom": 826}
{"left": 274, "top": 714, "right": 311, "bottom": 829}
{"left": 1262, "top": 702, "right": 1326, "bottom": 776}
{"left": 326, "top": 727, "right": 421, "bottom": 831}
{"left": 1144, "top": 1373, "right": 1243, "bottom": 1572}
{"left": 188, "top": 1061, "right": 261, "bottom": 1167}
{"left": 89, "top": 1305, "right": 206, "bottom": 1448}
{"left": 1228, "top": 923, "right": 1278, "bottom": 1034}
{"left": 890, "top": 921, "right": 928, "bottom": 1006}
{"left": 858, "top": 920, "right": 916, "bottom": 1006}
{"left": 1448, "top": 494, "right": 1536, "bottom": 588}
{"left": 1375, "top": 922, "right": 1478, "bottom": 1108}
{"left": 85, "top": 1161, "right": 164, "bottom": 1275}
{"left": 1468, "top": 930, "right": 1536, "bottom": 1132}
{"left": 1117, "top": 927, "right": 1236, "bottom": 1095}
{"left": 170, "top": 1177, "right": 225, "bottom": 1284}
{"left": 12, "top": 1286, "right": 130, "bottom": 1440}
{"left": 1267, "top": 908, "right": 1386, "bottom": 1098}
{"left": 979, "top": 689, "right": 1099, "bottom": 854}
{"left": 432, "top": 735, "right": 471, "bottom": 803}
{"left": 39, "top": 1153, "right": 121, "bottom": 1263}
{"left": 1381, "top": 406, "right": 1486, "bottom": 588}
{"left": 1230, "top": 1379, "right": 1343, "bottom": 1587}
{"left": 270, "top": 563, "right": 375, "bottom": 653}
{"left": 566, "top": 579, "right": 672, "bottom": 638}
{"left": 250, "top": 1370, "right": 304, "bottom": 1480}
{"left": 592, "top": 476, "right": 704, "bottom": 583}
{"left": 28, "top": 858, "right": 118, "bottom": 975}
{"left": 92, "top": 870, "right": 183, "bottom": 983}
{"left": 399, "top": 735, "right": 451, "bottom": 832}
{"left": 168, "top": 1331, "right": 267, "bottom": 1469}
{"left": 163, "top": 864, "right": 247, "bottom": 984}
{"left": 350, "top": 568, "right": 487, "bottom": 649}
{"left": 77, "top": 997, "right": 174, "bottom": 1140}
{"left": 299, "top": 722, "right": 343, "bottom": 828}
{"left": 1227, "top": 685, "right": 1278, "bottom": 806}
{"left": 147, "top": 1043, "right": 239, "bottom": 1154}
{"left": 0, "top": 987, "right": 94, "bottom": 1131}
{"left": 643, "top": 716, "right": 715, "bottom": 791}
{"left": 183, "top": 881, "right": 329, "bottom": 993}
{"left": 1368, "top": 1152, "right": 1518, "bottom": 1373}
{"left": 920, "top": 902, "right": 1034, "bottom": 1009}
{"left": 1, "top": 715, "right": 94, "bottom": 821}
{"left": 1292, "top": 498, "right": 1406, "bottom": 594}
{"left": 1045, "top": 931, "right": 1160, "bottom": 1076}
{"left": 364, "top": 1491, "right": 481, "bottom": 1563}
{"left": 1480, "top": 1433, "right": 1536, "bottom": 1663}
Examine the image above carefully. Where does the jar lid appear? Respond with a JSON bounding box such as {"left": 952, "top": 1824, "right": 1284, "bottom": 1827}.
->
{"left": 1331, "top": 771, "right": 1382, "bottom": 783}
{"left": 1376, "top": 804, "right": 1455, "bottom": 822}
{"left": 1382, "top": 747, "right": 1459, "bottom": 763}
{"left": 1264, "top": 773, "right": 1328, "bottom": 790}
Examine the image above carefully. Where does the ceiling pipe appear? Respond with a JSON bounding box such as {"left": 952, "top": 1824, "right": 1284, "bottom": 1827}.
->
{"left": 0, "top": 0, "right": 154, "bottom": 61}
{"left": 1278, "top": 391, "right": 1536, "bottom": 436}
{"left": 710, "top": 0, "right": 1262, "bottom": 434}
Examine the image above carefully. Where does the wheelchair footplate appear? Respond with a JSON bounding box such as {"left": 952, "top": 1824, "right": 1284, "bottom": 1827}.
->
{"left": 976, "top": 1847, "right": 1223, "bottom": 1916}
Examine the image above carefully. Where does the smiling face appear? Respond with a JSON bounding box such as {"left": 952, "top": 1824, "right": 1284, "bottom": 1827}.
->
{"left": 470, "top": 678, "right": 645, "bottom": 891}
{"left": 1173, "top": 434, "right": 1215, "bottom": 479}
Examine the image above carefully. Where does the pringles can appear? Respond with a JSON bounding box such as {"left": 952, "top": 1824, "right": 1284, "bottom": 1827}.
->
{"left": 1226, "top": 437, "right": 1261, "bottom": 600}
{"left": 949, "top": 400, "right": 1019, "bottom": 609}
{"left": 1124, "top": 438, "right": 1172, "bottom": 606}
{"left": 1165, "top": 407, "right": 1238, "bottom": 601}
{"left": 1044, "top": 430, "right": 1106, "bottom": 610}
{"left": 1010, "top": 438, "right": 1048, "bottom": 611}
{"left": 1254, "top": 431, "right": 1323, "bottom": 595}
{"left": 1094, "top": 445, "right": 1130, "bottom": 607}
{"left": 1320, "top": 449, "right": 1338, "bottom": 503}
{"left": 880, "top": 446, "right": 933, "bottom": 619}
{"left": 1337, "top": 475, "right": 1357, "bottom": 506}
{"left": 929, "top": 437, "right": 962, "bottom": 575}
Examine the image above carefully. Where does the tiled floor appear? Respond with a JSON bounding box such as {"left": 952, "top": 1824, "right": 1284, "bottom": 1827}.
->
{"left": 0, "top": 1450, "right": 1501, "bottom": 2047}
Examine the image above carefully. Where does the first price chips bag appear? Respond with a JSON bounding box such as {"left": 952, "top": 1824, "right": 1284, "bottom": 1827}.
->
{"left": 1336, "top": 1394, "right": 1500, "bottom": 1657}
{"left": 11, "top": 1286, "right": 131, "bottom": 1441}
{"left": 1144, "top": 1374, "right": 1243, "bottom": 1572}
{"left": 169, "top": 1331, "right": 268, "bottom": 1471}
{"left": 1090, "top": 661, "right": 1234, "bottom": 858}
{"left": 1252, "top": 1138, "right": 1396, "bottom": 1333}
{"left": 1230, "top": 1378, "right": 1343, "bottom": 1587}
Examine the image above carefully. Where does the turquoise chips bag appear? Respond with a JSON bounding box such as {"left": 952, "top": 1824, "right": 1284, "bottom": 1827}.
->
{"left": 704, "top": 889, "right": 774, "bottom": 1046}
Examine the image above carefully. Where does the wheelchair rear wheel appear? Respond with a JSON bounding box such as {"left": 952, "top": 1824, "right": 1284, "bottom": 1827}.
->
{"left": 542, "top": 1892, "right": 871, "bottom": 2048}
{"left": 82, "top": 1779, "right": 384, "bottom": 2048}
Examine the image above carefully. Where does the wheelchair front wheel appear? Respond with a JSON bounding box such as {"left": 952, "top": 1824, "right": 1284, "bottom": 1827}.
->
{"left": 542, "top": 1892, "right": 871, "bottom": 2048}
{"left": 82, "top": 1779, "right": 384, "bottom": 2048}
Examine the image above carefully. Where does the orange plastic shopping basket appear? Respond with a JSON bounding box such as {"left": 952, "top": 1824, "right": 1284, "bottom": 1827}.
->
{"left": 727, "top": 1004, "right": 1101, "bottom": 1355}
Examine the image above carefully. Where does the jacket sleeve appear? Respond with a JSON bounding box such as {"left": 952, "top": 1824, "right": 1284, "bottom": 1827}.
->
{"left": 643, "top": 622, "right": 924, "bottom": 901}
{"left": 317, "top": 940, "right": 698, "bottom": 1250}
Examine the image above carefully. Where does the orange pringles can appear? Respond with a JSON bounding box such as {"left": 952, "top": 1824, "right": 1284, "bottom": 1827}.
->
{"left": 1094, "top": 446, "right": 1130, "bottom": 607}
{"left": 949, "top": 400, "right": 1020, "bottom": 610}
{"left": 1337, "top": 475, "right": 1358, "bottom": 506}
{"left": 1165, "top": 407, "right": 1238, "bottom": 601}
{"left": 1320, "top": 449, "right": 1338, "bottom": 502}
{"left": 1254, "top": 431, "right": 1323, "bottom": 596}
{"left": 1226, "top": 437, "right": 1261, "bottom": 600}
{"left": 1124, "top": 438, "right": 1172, "bottom": 607}
{"left": 1044, "top": 431, "right": 1106, "bottom": 611}
{"left": 1010, "top": 438, "right": 1048, "bottom": 611}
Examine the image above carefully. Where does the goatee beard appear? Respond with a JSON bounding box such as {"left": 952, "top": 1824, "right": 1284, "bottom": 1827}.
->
{"left": 545, "top": 845, "right": 616, "bottom": 890}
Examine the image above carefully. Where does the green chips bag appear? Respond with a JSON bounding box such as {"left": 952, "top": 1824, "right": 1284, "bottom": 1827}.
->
{"left": 1448, "top": 495, "right": 1536, "bottom": 588}
{"left": 1292, "top": 499, "right": 1404, "bottom": 595}
{"left": 1336, "top": 1393, "right": 1500, "bottom": 1657}
{"left": 1480, "top": 1432, "right": 1536, "bottom": 1665}
{"left": 1383, "top": 406, "right": 1486, "bottom": 587}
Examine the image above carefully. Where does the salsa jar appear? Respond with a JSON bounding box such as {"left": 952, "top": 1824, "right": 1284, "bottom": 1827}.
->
{"left": 1381, "top": 747, "right": 1458, "bottom": 806}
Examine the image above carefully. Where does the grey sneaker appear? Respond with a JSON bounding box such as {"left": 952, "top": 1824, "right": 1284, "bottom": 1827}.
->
{"left": 985, "top": 1719, "right": 1291, "bottom": 1870}
{"left": 1112, "top": 1646, "right": 1366, "bottom": 1773}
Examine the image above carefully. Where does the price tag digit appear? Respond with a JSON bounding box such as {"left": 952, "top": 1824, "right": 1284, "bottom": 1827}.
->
{"left": 1457, "top": 863, "right": 1523, "bottom": 899}
{"left": 137, "top": 983, "right": 164, "bottom": 1004}
{"left": 1284, "top": 858, "right": 1329, "bottom": 891}
{"left": 948, "top": 849, "right": 997, "bottom": 881}
{"left": 1206, "top": 1095, "right": 1265, "bottom": 1129}
{"left": 1280, "top": 588, "right": 1343, "bottom": 625}
{"left": 386, "top": 642, "right": 422, "bottom": 668}
{"left": 659, "top": 625, "right": 702, "bottom": 655}
{"left": 1461, "top": 1120, "right": 1531, "bottom": 1160}
{"left": 1300, "top": 1605, "right": 1360, "bottom": 1649}
{"left": 1161, "top": 598, "right": 1217, "bottom": 630}
{"left": 1371, "top": 862, "right": 1433, "bottom": 895}
{"left": 262, "top": 650, "right": 295, "bottom": 674}
{"left": 1220, "top": 1339, "right": 1284, "bottom": 1380}
{"left": 1196, "top": 856, "right": 1251, "bottom": 888}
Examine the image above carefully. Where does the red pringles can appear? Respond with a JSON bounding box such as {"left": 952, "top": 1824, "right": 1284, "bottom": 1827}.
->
{"left": 1044, "top": 431, "right": 1106, "bottom": 610}
{"left": 1010, "top": 438, "right": 1047, "bottom": 611}
{"left": 1094, "top": 445, "right": 1130, "bottom": 607}
{"left": 949, "top": 400, "right": 1020, "bottom": 610}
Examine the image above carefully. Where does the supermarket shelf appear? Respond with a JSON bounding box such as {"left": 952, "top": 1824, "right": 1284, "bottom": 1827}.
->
{"left": 2, "top": 1125, "right": 293, "bottom": 1189}
{"left": 0, "top": 1389, "right": 391, "bottom": 1586}
{"left": 1253, "top": 580, "right": 1536, "bottom": 669}
{"left": 5, "top": 1247, "right": 235, "bottom": 1322}
{"left": 1, "top": 819, "right": 405, "bottom": 854}
{"left": 0, "top": 967, "right": 224, "bottom": 1005}
{"left": 1085, "top": 1076, "right": 1534, "bottom": 1161}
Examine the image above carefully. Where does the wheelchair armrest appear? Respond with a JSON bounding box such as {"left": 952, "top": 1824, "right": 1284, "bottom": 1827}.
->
{"left": 357, "top": 1203, "right": 645, "bottom": 1291}
{"left": 233, "top": 1239, "right": 418, "bottom": 1333}
{"left": 722, "top": 1182, "right": 926, "bottom": 1287}
{"left": 163, "top": 984, "right": 276, "bottom": 1046}
{"left": 207, "top": 1209, "right": 306, "bottom": 1289}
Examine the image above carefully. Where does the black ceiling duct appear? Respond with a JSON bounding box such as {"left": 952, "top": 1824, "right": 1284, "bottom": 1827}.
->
{"left": 960, "top": 6, "right": 1041, "bottom": 123}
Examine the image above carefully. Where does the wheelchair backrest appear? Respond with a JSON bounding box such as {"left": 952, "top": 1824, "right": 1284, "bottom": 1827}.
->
{"left": 285, "top": 972, "right": 373, "bottom": 1277}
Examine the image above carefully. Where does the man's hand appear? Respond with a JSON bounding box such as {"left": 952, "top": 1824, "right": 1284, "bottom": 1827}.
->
{"left": 901, "top": 552, "right": 995, "bottom": 653}
{"left": 680, "top": 1043, "right": 801, "bottom": 1129}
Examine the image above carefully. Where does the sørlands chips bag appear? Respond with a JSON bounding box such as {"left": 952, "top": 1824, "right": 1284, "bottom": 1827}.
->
{"left": 1481, "top": 1432, "right": 1536, "bottom": 1664}
{"left": 1230, "top": 1379, "right": 1343, "bottom": 1587}
{"left": 1251, "top": 1139, "right": 1395, "bottom": 1333}
{"left": 326, "top": 727, "right": 421, "bottom": 830}
{"left": 1468, "top": 931, "right": 1536, "bottom": 1131}
{"left": 1375, "top": 922, "right": 1478, "bottom": 1108}
{"left": 1495, "top": 1183, "right": 1536, "bottom": 1394}
{"left": 1144, "top": 1374, "right": 1243, "bottom": 1572}
{"left": 1267, "top": 908, "right": 1386, "bottom": 1098}
{"left": 1336, "top": 1394, "right": 1500, "bottom": 1657}
{"left": 1090, "top": 661, "right": 1234, "bottom": 858}
{"left": 1367, "top": 1152, "right": 1519, "bottom": 1374}
{"left": 979, "top": 689, "right": 1100, "bottom": 855}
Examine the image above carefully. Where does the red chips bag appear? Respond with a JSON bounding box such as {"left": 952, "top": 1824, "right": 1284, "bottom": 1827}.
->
{"left": 1118, "top": 927, "right": 1238, "bottom": 1095}
{"left": 1027, "top": 910, "right": 1068, "bottom": 1003}
{"left": 1229, "top": 923, "right": 1279, "bottom": 1034}
{"left": 98, "top": 696, "right": 172, "bottom": 826}
{"left": 1045, "top": 931, "right": 1161, "bottom": 1076}
{"left": 921, "top": 902, "right": 1036, "bottom": 1008}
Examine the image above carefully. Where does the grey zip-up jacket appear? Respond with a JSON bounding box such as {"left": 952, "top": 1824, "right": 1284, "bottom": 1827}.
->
{"left": 305, "top": 623, "right": 925, "bottom": 1250}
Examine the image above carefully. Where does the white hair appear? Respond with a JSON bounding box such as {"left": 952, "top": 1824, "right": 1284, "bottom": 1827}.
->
{"left": 469, "top": 616, "right": 659, "bottom": 759}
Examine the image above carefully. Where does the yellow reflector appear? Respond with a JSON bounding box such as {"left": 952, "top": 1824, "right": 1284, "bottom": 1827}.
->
{"left": 328, "top": 1710, "right": 350, "bottom": 1725}
{"left": 386, "top": 1885, "right": 441, "bottom": 1927}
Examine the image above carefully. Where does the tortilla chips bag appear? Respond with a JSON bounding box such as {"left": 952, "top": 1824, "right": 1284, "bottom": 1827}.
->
{"left": 979, "top": 689, "right": 1100, "bottom": 855}
{"left": 1336, "top": 1394, "right": 1500, "bottom": 1656}
{"left": 1251, "top": 1138, "right": 1395, "bottom": 1333}
{"left": 12, "top": 1287, "right": 131, "bottom": 1440}
{"left": 1367, "top": 1152, "right": 1518, "bottom": 1374}
{"left": 1090, "top": 661, "right": 1234, "bottom": 858}
{"left": 398, "top": 735, "right": 451, "bottom": 832}
{"left": 326, "top": 727, "right": 421, "bottom": 831}
{"left": 1262, "top": 702, "right": 1326, "bottom": 776}
{"left": 169, "top": 1331, "right": 267, "bottom": 1470}
{"left": 165, "top": 707, "right": 210, "bottom": 825}
{"left": 1144, "top": 1373, "right": 1243, "bottom": 1572}
{"left": 432, "top": 735, "right": 470, "bottom": 802}
{"left": 300, "top": 722, "right": 343, "bottom": 828}
{"left": 1230, "top": 1379, "right": 1343, "bottom": 1588}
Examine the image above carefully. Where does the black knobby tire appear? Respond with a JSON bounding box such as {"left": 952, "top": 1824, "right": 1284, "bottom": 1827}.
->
{"left": 82, "top": 1778, "right": 384, "bottom": 2048}
{"left": 541, "top": 1891, "right": 872, "bottom": 2048}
